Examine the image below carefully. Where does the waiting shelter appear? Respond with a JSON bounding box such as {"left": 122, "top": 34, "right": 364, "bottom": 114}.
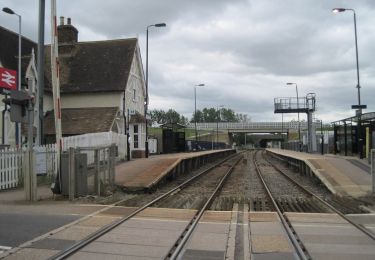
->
{"left": 159, "top": 122, "right": 186, "bottom": 154}
{"left": 332, "top": 112, "right": 375, "bottom": 159}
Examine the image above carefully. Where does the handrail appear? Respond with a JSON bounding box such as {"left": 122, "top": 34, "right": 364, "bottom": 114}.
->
{"left": 188, "top": 121, "right": 318, "bottom": 130}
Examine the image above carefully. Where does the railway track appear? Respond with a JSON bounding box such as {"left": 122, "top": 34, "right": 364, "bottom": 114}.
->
{"left": 49, "top": 152, "right": 244, "bottom": 260}
{"left": 252, "top": 149, "right": 375, "bottom": 260}
{"left": 254, "top": 150, "right": 328, "bottom": 213}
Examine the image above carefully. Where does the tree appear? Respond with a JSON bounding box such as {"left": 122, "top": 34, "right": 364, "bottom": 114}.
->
{"left": 220, "top": 108, "right": 237, "bottom": 122}
{"left": 150, "top": 109, "right": 166, "bottom": 125}
{"left": 236, "top": 113, "right": 250, "bottom": 123}
{"left": 150, "top": 109, "right": 188, "bottom": 126}
{"left": 191, "top": 110, "right": 204, "bottom": 123}
{"left": 202, "top": 107, "right": 217, "bottom": 122}
{"left": 191, "top": 107, "right": 248, "bottom": 123}
{"left": 180, "top": 115, "right": 189, "bottom": 126}
{"left": 165, "top": 109, "right": 181, "bottom": 124}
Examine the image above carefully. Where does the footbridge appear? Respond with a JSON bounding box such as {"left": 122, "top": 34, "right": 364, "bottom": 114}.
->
{"left": 190, "top": 122, "right": 310, "bottom": 133}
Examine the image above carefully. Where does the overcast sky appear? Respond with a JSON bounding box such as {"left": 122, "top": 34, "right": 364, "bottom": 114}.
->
{"left": 1, "top": 0, "right": 374, "bottom": 123}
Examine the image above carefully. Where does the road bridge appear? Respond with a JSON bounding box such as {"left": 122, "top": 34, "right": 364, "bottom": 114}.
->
{"left": 190, "top": 122, "right": 312, "bottom": 133}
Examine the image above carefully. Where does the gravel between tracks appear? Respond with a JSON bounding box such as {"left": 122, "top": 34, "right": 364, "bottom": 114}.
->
{"left": 96, "top": 150, "right": 368, "bottom": 214}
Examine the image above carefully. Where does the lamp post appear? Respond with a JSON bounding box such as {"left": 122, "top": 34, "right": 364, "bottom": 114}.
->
{"left": 145, "top": 23, "right": 166, "bottom": 158}
{"left": 194, "top": 84, "right": 204, "bottom": 150}
{"left": 320, "top": 120, "right": 324, "bottom": 155}
{"left": 3, "top": 7, "right": 21, "bottom": 147}
{"left": 281, "top": 113, "right": 284, "bottom": 148}
{"left": 332, "top": 8, "right": 365, "bottom": 158}
{"left": 286, "top": 82, "right": 301, "bottom": 151}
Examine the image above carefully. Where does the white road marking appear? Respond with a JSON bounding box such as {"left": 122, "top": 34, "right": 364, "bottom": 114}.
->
{"left": 0, "top": 245, "right": 12, "bottom": 254}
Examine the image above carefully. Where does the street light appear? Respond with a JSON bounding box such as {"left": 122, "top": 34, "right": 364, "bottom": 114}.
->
{"left": 145, "top": 22, "right": 166, "bottom": 158}
{"left": 332, "top": 7, "right": 364, "bottom": 158}
{"left": 286, "top": 82, "right": 301, "bottom": 151}
{"left": 281, "top": 112, "right": 284, "bottom": 147}
{"left": 3, "top": 7, "right": 21, "bottom": 147}
{"left": 320, "top": 119, "right": 324, "bottom": 155}
{"left": 194, "top": 84, "right": 204, "bottom": 150}
{"left": 332, "top": 8, "right": 361, "bottom": 108}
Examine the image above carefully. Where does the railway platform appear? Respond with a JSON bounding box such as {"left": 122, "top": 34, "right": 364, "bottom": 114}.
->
{"left": 3, "top": 205, "right": 375, "bottom": 259}
{"left": 115, "top": 149, "right": 235, "bottom": 192}
{"left": 266, "top": 149, "right": 372, "bottom": 197}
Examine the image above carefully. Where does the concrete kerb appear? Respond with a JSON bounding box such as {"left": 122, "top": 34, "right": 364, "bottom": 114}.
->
{"left": 145, "top": 150, "right": 236, "bottom": 192}
{"left": 147, "top": 158, "right": 183, "bottom": 190}
{"left": 266, "top": 150, "right": 337, "bottom": 196}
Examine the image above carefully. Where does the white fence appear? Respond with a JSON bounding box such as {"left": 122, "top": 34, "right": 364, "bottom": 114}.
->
{"left": 34, "top": 144, "right": 58, "bottom": 177}
{"left": 63, "top": 132, "right": 127, "bottom": 164}
{"left": 0, "top": 144, "right": 57, "bottom": 191}
{"left": 0, "top": 147, "right": 22, "bottom": 190}
{"left": 0, "top": 132, "right": 127, "bottom": 191}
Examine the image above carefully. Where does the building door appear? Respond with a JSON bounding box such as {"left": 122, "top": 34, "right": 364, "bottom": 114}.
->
{"left": 162, "top": 129, "right": 174, "bottom": 153}
{"left": 175, "top": 131, "right": 185, "bottom": 152}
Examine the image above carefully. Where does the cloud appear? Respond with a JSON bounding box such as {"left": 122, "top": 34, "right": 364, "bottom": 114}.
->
{"left": 1, "top": 0, "right": 374, "bottom": 122}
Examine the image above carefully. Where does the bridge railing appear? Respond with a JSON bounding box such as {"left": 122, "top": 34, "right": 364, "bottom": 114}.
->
{"left": 189, "top": 122, "right": 309, "bottom": 130}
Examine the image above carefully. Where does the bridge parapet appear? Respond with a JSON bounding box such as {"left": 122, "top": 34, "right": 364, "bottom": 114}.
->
{"left": 189, "top": 122, "right": 311, "bottom": 131}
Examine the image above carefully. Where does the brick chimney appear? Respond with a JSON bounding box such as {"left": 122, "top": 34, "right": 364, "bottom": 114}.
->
{"left": 57, "top": 16, "right": 78, "bottom": 44}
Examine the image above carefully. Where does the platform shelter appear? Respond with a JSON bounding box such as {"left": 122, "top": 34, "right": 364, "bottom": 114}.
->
{"left": 332, "top": 112, "right": 375, "bottom": 159}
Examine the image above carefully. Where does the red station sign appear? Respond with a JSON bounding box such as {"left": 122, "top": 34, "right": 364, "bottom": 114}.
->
{"left": 0, "top": 67, "right": 17, "bottom": 90}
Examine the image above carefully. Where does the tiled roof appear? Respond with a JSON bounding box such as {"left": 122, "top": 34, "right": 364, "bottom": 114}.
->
{"left": 0, "top": 26, "right": 37, "bottom": 79}
{"left": 44, "top": 38, "right": 138, "bottom": 94}
{"left": 44, "top": 107, "right": 119, "bottom": 135}
{"left": 129, "top": 112, "right": 146, "bottom": 124}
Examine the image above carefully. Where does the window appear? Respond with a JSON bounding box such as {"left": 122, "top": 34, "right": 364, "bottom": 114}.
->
{"left": 133, "top": 89, "right": 136, "bottom": 101}
{"left": 133, "top": 125, "right": 139, "bottom": 148}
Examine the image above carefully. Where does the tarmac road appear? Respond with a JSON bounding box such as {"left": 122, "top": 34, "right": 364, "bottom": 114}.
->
{"left": 0, "top": 186, "right": 106, "bottom": 250}
{"left": 0, "top": 213, "right": 79, "bottom": 247}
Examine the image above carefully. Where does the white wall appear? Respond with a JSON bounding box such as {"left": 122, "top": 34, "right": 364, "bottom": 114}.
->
{"left": 0, "top": 98, "right": 15, "bottom": 146}
{"left": 123, "top": 49, "right": 145, "bottom": 116}
{"left": 61, "top": 92, "right": 121, "bottom": 109}
{"left": 121, "top": 46, "right": 147, "bottom": 150}
{"left": 43, "top": 94, "right": 53, "bottom": 112}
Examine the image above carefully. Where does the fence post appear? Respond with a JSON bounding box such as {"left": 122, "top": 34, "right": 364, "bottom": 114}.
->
{"left": 110, "top": 144, "right": 116, "bottom": 187}
{"left": 24, "top": 149, "right": 37, "bottom": 201}
{"left": 68, "top": 147, "right": 75, "bottom": 201}
{"left": 372, "top": 149, "right": 375, "bottom": 194}
{"left": 94, "top": 149, "right": 100, "bottom": 195}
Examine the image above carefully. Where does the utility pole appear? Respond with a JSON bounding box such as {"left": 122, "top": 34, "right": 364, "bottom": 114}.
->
{"left": 37, "top": 0, "right": 45, "bottom": 145}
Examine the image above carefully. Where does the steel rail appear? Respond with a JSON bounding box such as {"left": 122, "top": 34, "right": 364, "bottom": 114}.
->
{"left": 50, "top": 152, "right": 241, "bottom": 260}
{"left": 264, "top": 151, "right": 375, "bottom": 240}
{"left": 168, "top": 155, "right": 243, "bottom": 259}
{"left": 253, "top": 150, "right": 308, "bottom": 260}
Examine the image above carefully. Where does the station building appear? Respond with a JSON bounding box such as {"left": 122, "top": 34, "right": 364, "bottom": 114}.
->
{"left": 0, "top": 17, "right": 148, "bottom": 158}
